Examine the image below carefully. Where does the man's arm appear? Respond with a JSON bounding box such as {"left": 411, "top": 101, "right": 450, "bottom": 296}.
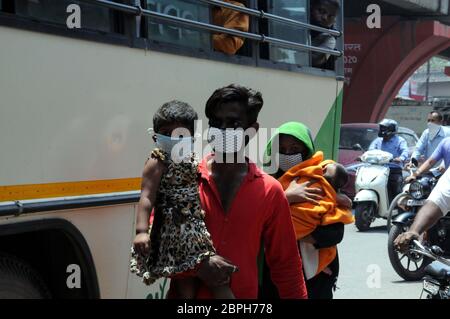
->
{"left": 368, "top": 138, "right": 379, "bottom": 151}
{"left": 263, "top": 185, "right": 307, "bottom": 299}
{"left": 412, "top": 130, "right": 427, "bottom": 160}
{"left": 394, "top": 201, "right": 443, "bottom": 252}
{"left": 410, "top": 201, "right": 444, "bottom": 235}
{"left": 398, "top": 138, "right": 409, "bottom": 162}
{"left": 395, "top": 168, "right": 450, "bottom": 252}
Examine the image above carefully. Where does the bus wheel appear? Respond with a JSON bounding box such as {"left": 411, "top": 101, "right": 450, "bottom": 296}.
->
{"left": 0, "top": 254, "right": 51, "bottom": 299}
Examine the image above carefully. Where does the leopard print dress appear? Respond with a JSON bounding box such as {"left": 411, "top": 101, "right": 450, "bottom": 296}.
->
{"left": 130, "top": 148, "right": 216, "bottom": 285}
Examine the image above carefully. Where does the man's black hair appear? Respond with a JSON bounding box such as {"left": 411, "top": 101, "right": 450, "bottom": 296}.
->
{"left": 430, "top": 110, "right": 443, "bottom": 121}
{"left": 205, "top": 84, "right": 263, "bottom": 125}
{"left": 311, "top": 0, "right": 340, "bottom": 9}
{"left": 153, "top": 100, "right": 198, "bottom": 133}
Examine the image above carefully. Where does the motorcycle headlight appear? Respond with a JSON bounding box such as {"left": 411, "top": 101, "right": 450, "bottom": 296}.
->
{"left": 410, "top": 181, "right": 425, "bottom": 200}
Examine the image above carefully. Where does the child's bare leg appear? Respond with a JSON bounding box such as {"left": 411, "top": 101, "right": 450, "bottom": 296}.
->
{"left": 210, "top": 285, "right": 235, "bottom": 299}
{"left": 172, "top": 277, "right": 198, "bottom": 299}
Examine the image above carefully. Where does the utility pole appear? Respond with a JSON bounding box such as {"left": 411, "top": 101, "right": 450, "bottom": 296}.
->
{"left": 425, "top": 59, "right": 431, "bottom": 102}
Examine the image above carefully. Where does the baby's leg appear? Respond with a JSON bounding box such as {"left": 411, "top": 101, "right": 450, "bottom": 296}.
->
{"left": 210, "top": 285, "right": 235, "bottom": 299}
{"left": 172, "top": 277, "right": 198, "bottom": 299}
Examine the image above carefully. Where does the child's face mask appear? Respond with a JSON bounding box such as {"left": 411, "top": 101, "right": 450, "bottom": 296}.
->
{"left": 154, "top": 133, "right": 194, "bottom": 161}
{"left": 207, "top": 127, "right": 244, "bottom": 154}
{"left": 278, "top": 152, "right": 303, "bottom": 172}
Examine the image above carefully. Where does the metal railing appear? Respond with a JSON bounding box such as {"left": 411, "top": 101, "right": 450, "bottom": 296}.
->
{"left": 0, "top": 191, "right": 140, "bottom": 217}
{"left": 197, "top": 0, "right": 341, "bottom": 37}
{"left": 81, "top": 0, "right": 343, "bottom": 57}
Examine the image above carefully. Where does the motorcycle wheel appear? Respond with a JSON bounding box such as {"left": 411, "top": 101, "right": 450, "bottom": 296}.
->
{"left": 388, "top": 224, "right": 431, "bottom": 281}
{"left": 386, "top": 192, "right": 409, "bottom": 233}
{"left": 355, "top": 202, "right": 375, "bottom": 232}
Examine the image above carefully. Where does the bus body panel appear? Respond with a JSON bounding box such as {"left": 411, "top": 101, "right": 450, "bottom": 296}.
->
{"left": 0, "top": 203, "right": 168, "bottom": 298}
{"left": 0, "top": 26, "right": 339, "bottom": 188}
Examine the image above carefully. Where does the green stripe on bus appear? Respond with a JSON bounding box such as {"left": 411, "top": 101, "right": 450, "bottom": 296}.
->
{"left": 314, "top": 89, "right": 343, "bottom": 161}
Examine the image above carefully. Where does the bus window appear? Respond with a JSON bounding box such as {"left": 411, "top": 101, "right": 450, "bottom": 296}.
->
{"left": 259, "top": 0, "right": 309, "bottom": 67}
{"left": 13, "top": 0, "right": 116, "bottom": 33}
{"left": 144, "top": 0, "right": 212, "bottom": 50}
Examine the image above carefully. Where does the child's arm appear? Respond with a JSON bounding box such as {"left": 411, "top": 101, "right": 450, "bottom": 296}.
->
{"left": 336, "top": 192, "right": 352, "bottom": 209}
{"left": 133, "top": 157, "right": 165, "bottom": 255}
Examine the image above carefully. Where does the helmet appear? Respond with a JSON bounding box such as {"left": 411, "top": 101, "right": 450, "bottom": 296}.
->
{"left": 378, "top": 119, "right": 398, "bottom": 138}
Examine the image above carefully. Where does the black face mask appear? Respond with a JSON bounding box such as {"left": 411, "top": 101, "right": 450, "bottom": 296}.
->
{"left": 378, "top": 128, "right": 393, "bottom": 138}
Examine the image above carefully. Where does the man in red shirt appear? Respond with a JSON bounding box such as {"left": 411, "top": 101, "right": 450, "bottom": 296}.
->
{"left": 169, "top": 84, "right": 307, "bottom": 298}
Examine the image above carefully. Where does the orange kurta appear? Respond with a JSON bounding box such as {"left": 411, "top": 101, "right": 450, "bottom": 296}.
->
{"left": 278, "top": 151, "right": 354, "bottom": 278}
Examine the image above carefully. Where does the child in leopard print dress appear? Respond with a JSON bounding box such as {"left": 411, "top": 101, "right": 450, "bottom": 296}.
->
{"left": 130, "top": 101, "right": 235, "bottom": 299}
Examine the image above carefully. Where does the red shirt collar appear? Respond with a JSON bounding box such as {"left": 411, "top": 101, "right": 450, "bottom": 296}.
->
{"left": 198, "top": 154, "right": 263, "bottom": 181}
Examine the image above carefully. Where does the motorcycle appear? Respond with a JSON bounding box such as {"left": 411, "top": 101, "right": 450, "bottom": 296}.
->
{"left": 409, "top": 240, "right": 450, "bottom": 299}
{"left": 387, "top": 166, "right": 450, "bottom": 281}
{"left": 353, "top": 150, "right": 395, "bottom": 231}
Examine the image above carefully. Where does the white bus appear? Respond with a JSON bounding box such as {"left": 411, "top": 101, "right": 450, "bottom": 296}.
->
{"left": 0, "top": 0, "right": 344, "bottom": 298}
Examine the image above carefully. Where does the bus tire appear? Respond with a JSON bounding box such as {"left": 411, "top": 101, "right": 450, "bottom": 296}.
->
{"left": 0, "top": 253, "right": 51, "bottom": 299}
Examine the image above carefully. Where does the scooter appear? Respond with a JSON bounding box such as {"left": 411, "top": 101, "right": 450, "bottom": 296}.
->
{"left": 353, "top": 150, "right": 394, "bottom": 231}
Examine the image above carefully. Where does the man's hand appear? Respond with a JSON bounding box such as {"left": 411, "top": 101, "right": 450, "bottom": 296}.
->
{"left": 196, "top": 255, "right": 238, "bottom": 287}
{"left": 393, "top": 231, "right": 419, "bottom": 253}
{"left": 404, "top": 162, "right": 414, "bottom": 170}
{"left": 392, "top": 157, "right": 402, "bottom": 163}
{"left": 133, "top": 232, "right": 150, "bottom": 255}
{"left": 285, "top": 178, "right": 324, "bottom": 205}
{"left": 405, "top": 174, "right": 417, "bottom": 184}
{"left": 438, "top": 165, "right": 446, "bottom": 173}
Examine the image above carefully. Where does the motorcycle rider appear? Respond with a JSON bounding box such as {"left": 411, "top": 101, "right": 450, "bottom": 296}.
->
{"left": 410, "top": 111, "right": 450, "bottom": 169}
{"left": 368, "top": 119, "right": 409, "bottom": 204}
{"left": 405, "top": 136, "right": 450, "bottom": 183}
{"left": 394, "top": 166, "right": 450, "bottom": 252}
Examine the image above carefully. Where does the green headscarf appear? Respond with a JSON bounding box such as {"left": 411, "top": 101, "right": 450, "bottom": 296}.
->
{"left": 264, "top": 121, "right": 315, "bottom": 162}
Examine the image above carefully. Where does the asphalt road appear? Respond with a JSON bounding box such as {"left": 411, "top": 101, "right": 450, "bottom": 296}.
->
{"left": 334, "top": 218, "right": 423, "bottom": 299}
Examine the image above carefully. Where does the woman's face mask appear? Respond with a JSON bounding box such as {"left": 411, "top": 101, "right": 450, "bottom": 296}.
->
{"left": 207, "top": 127, "right": 244, "bottom": 154}
{"left": 278, "top": 152, "right": 303, "bottom": 172}
{"left": 154, "top": 133, "right": 194, "bottom": 161}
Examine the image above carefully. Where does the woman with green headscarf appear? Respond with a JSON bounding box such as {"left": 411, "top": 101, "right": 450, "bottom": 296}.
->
{"left": 260, "top": 122, "right": 352, "bottom": 299}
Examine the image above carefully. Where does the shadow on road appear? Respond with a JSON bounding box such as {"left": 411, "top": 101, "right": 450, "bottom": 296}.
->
{"left": 355, "top": 225, "right": 388, "bottom": 234}
{"left": 391, "top": 280, "right": 421, "bottom": 284}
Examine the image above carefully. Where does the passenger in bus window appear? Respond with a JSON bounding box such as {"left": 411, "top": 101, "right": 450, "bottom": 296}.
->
{"left": 212, "top": 0, "right": 250, "bottom": 55}
{"left": 310, "top": 0, "right": 340, "bottom": 69}
{"left": 130, "top": 101, "right": 236, "bottom": 299}
{"left": 262, "top": 122, "right": 353, "bottom": 299}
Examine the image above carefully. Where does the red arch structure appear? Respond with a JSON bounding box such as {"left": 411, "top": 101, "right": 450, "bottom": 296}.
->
{"left": 342, "top": 18, "right": 450, "bottom": 123}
